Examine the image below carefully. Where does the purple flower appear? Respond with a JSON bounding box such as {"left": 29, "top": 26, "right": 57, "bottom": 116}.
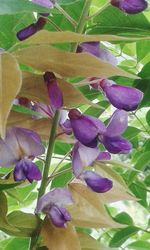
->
{"left": 36, "top": 188, "right": 73, "bottom": 227}
{"left": 0, "top": 127, "right": 44, "bottom": 182}
{"left": 17, "top": 17, "right": 46, "bottom": 41}
{"left": 68, "top": 109, "right": 106, "bottom": 148}
{"left": 100, "top": 79, "right": 143, "bottom": 111}
{"left": 111, "top": 0, "right": 148, "bottom": 14}
{"left": 43, "top": 72, "right": 63, "bottom": 110}
{"left": 80, "top": 171, "right": 113, "bottom": 193}
{"left": 32, "top": 0, "right": 54, "bottom": 8}
{"left": 101, "top": 109, "right": 132, "bottom": 154}
{"left": 77, "top": 42, "right": 117, "bottom": 65}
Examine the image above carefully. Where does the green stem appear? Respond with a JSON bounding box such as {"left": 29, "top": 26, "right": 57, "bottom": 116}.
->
{"left": 29, "top": 110, "right": 60, "bottom": 250}
{"left": 38, "top": 109, "right": 60, "bottom": 199}
{"left": 71, "top": 0, "right": 92, "bottom": 52}
{"left": 55, "top": 3, "right": 77, "bottom": 27}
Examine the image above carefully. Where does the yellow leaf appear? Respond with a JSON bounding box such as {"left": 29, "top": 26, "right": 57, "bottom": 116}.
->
{"left": 13, "top": 45, "right": 137, "bottom": 79}
{"left": 21, "top": 30, "right": 150, "bottom": 45}
{"left": 21, "top": 72, "right": 93, "bottom": 107}
{"left": 41, "top": 217, "right": 81, "bottom": 250}
{"left": 78, "top": 232, "right": 114, "bottom": 250}
{"left": 68, "top": 183, "right": 123, "bottom": 228}
{"left": 0, "top": 52, "right": 22, "bottom": 138}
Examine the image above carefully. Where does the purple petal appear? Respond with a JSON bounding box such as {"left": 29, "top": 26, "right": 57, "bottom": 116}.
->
{"left": 59, "top": 110, "right": 72, "bottom": 135}
{"left": 103, "top": 135, "right": 132, "bottom": 154}
{"left": 36, "top": 188, "right": 73, "bottom": 213}
{"left": 43, "top": 72, "right": 63, "bottom": 109}
{"left": 0, "top": 128, "right": 21, "bottom": 166}
{"left": 32, "top": 0, "right": 54, "bottom": 8}
{"left": 111, "top": 0, "right": 148, "bottom": 14}
{"left": 49, "top": 205, "right": 71, "bottom": 228}
{"left": 81, "top": 170, "right": 113, "bottom": 193}
{"left": 14, "top": 127, "right": 45, "bottom": 157}
{"left": 97, "top": 151, "right": 111, "bottom": 160}
{"left": 72, "top": 142, "right": 100, "bottom": 177}
{"left": 68, "top": 109, "right": 106, "bottom": 148}
{"left": 101, "top": 79, "right": 143, "bottom": 111}
{"left": 14, "top": 159, "right": 42, "bottom": 182}
{"left": 17, "top": 17, "right": 46, "bottom": 41}
{"left": 106, "top": 109, "right": 128, "bottom": 137}
{"left": 32, "top": 102, "right": 53, "bottom": 118}
{"left": 77, "top": 42, "right": 117, "bottom": 65}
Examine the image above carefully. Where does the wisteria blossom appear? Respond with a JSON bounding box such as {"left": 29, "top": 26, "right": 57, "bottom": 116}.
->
{"left": 0, "top": 127, "right": 44, "bottom": 182}
{"left": 111, "top": 0, "right": 148, "bottom": 14}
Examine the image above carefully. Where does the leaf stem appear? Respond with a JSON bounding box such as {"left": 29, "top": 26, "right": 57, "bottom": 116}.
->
{"left": 71, "top": 0, "right": 92, "bottom": 52}
{"left": 55, "top": 3, "right": 77, "bottom": 27}
{"left": 87, "top": 1, "right": 110, "bottom": 20}
{"left": 37, "top": 110, "right": 60, "bottom": 199}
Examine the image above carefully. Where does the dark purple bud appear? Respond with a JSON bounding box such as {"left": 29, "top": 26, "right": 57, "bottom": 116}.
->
{"left": 17, "top": 17, "right": 46, "bottom": 41}
{"left": 96, "top": 151, "right": 111, "bottom": 160}
{"left": 77, "top": 42, "right": 117, "bottom": 65}
{"left": 14, "top": 159, "right": 42, "bottom": 182}
{"left": 81, "top": 171, "right": 113, "bottom": 193}
{"left": 111, "top": 0, "right": 148, "bottom": 14}
{"left": 100, "top": 79, "right": 143, "bottom": 111}
{"left": 102, "top": 135, "right": 132, "bottom": 154}
{"left": 68, "top": 109, "right": 106, "bottom": 148}
{"left": 43, "top": 72, "right": 63, "bottom": 109}
{"left": 49, "top": 205, "right": 71, "bottom": 228}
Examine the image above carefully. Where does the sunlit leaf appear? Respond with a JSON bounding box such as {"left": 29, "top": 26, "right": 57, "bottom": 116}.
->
{"left": 0, "top": 52, "right": 22, "bottom": 138}
{"left": 41, "top": 217, "right": 81, "bottom": 250}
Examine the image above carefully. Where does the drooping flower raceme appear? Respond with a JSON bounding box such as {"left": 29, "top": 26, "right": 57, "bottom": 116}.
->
{"left": 110, "top": 0, "right": 148, "bottom": 14}
{"left": 71, "top": 142, "right": 112, "bottom": 193}
{"left": 77, "top": 41, "right": 117, "bottom": 65}
{"left": 0, "top": 127, "right": 44, "bottom": 182}
{"left": 36, "top": 188, "right": 73, "bottom": 227}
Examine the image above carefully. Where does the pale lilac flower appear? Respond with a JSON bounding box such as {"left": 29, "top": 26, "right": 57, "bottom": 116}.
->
{"left": 77, "top": 42, "right": 117, "bottom": 65}
{"left": 32, "top": 0, "right": 54, "bottom": 8}
{"left": 36, "top": 188, "right": 73, "bottom": 227}
{"left": 111, "top": 0, "right": 148, "bottom": 14}
{"left": 0, "top": 127, "right": 44, "bottom": 182}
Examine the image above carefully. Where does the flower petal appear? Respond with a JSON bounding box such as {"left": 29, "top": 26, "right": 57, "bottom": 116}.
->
{"left": 111, "top": 0, "right": 148, "bottom": 14}
{"left": 69, "top": 109, "right": 106, "bottom": 147}
{"left": 103, "top": 135, "right": 132, "bottom": 154}
{"left": 101, "top": 79, "right": 143, "bottom": 111}
{"left": 81, "top": 170, "right": 113, "bottom": 193}
{"left": 14, "top": 159, "right": 42, "bottom": 182}
{"left": 106, "top": 109, "right": 128, "bottom": 137}
{"left": 72, "top": 142, "right": 100, "bottom": 177}
{"left": 97, "top": 151, "right": 111, "bottom": 160}
{"left": 14, "top": 127, "right": 45, "bottom": 157}
{"left": 43, "top": 72, "right": 63, "bottom": 109}
{"left": 49, "top": 205, "right": 71, "bottom": 228}
{"left": 36, "top": 188, "right": 73, "bottom": 213}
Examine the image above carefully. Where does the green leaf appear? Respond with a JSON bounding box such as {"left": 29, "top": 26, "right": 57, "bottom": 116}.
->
{"left": 128, "top": 151, "right": 150, "bottom": 184}
{"left": 58, "top": 0, "right": 80, "bottom": 4}
{"left": 12, "top": 104, "right": 41, "bottom": 117}
{"left": 129, "top": 181, "right": 148, "bottom": 208}
{"left": 127, "top": 240, "right": 150, "bottom": 250}
{"left": 114, "top": 212, "right": 134, "bottom": 226}
{"left": 146, "top": 110, "right": 150, "bottom": 127}
{"left": 0, "top": 0, "right": 50, "bottom": 15}
{"left": 109, "top": 226, "right": 140, "bottom": 247}
{"left": 5, "top": 238, "right": 29, "bottom": 250}
{"left": 51, "top": 163, "right": 72, "bottom": 188}
{"left": 123, "top": 126, "right": 140, "bottom": 140}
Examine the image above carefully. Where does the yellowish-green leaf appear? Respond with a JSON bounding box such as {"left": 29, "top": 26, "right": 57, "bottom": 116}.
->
{"left": 20, "top": 31, "right": 150, "bottom": 46}
{"left": 41, "top": 217, "right": 81, "bottom": 250}
{"left": 68, "top": 182, "right": 123, "bottom": 228}
{"left": 0, "top": 52, "right": 22, "bottom": 138}
{"left": 13, "top": 45, "right": 137, "bottom": 79}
